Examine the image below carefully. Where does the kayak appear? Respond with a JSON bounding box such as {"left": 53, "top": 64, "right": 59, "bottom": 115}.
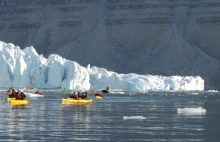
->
{"left": 11, "top": 99, "right": 29, "bottom": 105}
{"left": 101, "top": 90, "right": 109, "bottom": 93}
{"left": 62, "top": 98, "right": 92, "bottom": 104}
{"left": 25, "top": 92, "right": 43, "bottom": 98}
{"left": 7, "top": 97, "right": 15, "bottom": 102}
{"left": 96, "top": 96, "right": 102, "bottom": 99}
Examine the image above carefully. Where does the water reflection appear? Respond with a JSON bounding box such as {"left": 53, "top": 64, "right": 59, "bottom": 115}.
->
{"left": 0, "top": 91, "right": 219, "bottom": 141}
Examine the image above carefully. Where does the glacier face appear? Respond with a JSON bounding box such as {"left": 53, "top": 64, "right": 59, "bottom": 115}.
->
{"left": 0, "top": 0, "right": 219, "bottom": 88}
{"left": 0, "top": 41, "right": 204, "bottom": 91}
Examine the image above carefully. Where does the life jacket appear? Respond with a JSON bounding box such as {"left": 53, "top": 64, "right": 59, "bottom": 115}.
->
{"left": 18, "top": 95, "right": 23, "bottom": 100}
{"left": 81, "top": 93, "right": 86, "bottom": 99}
{"left": 35, "top": 91, "right": 41, "bottom": 95}
{"left": 11, "top": 92, "right": 17, "bottom": 98}
{"left": 16, "top": 92, "right": 26, "bottom": 100}
{"left": 95, "top": 92, "right": 102, "bottom": 97}
{"left": 78, "top": 93, "right": 82, "bottom": 98}
{"left": 73, "top": 94, "right": 79, "bottom": 100}
{"left": 8, "top": 91, "right": 16, "bottom": 98}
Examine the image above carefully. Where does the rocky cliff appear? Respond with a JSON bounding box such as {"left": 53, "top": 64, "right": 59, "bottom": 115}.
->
{"left": 0, "top": 0, "right": 220, "bottom": 89}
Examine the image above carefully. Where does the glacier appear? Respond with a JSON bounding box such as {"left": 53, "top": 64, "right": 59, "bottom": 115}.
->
{"left": 0, "top": 41, "right": 204, "bottom": 91}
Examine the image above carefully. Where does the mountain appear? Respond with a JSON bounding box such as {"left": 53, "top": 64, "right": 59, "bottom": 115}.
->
{"left": 0, "top": 0, "right": 220, "bottom": 89}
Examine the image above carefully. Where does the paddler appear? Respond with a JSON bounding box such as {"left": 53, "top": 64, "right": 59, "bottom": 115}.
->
{"left": 95, "top": 92, "right": 103, "bottom": 97}
{"left": 79, "top": 92, "right": 87, "bottom": 99}
{"left": 6, "top": 88, "right": 16, "bottom": 98}
{"left": 15, "top": 90, "right": 26, "bottom": 100}
{"left": 69, "top": 92, "right": 79, "bottom": 100}
{"left": 35, "top": 90, "right": 41, "bottom": 95}
{"left": 101, "top": 87, "right": 109, "bottom": 93}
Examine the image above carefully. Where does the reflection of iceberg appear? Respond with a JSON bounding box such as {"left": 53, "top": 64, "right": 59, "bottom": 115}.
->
{"left": 0, "top": 41, "right": 204, "bottom": 92}
{"left": 177, "top": 107, "right": 206, "bottom": 115}
{"left": 123, "top": 116, "right": 146, "bottom": 120}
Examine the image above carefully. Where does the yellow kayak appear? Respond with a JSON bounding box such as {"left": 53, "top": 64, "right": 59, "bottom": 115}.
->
{"left": 62, "top": 98, "right": 92, "bottom": 104}
{"left": 11, "top": 99, "right": 29, "bottom": 105}
{"left": 96, "top": 96, "right": 102, "bottom": 99}
{"left": 7, "top": 97, "right": 15, "bottom": 102}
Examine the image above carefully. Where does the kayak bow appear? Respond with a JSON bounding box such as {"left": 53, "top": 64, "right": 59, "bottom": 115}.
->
{"left": 7, "top": 97, "right": 15, "bottom": 102}
{"left": 11, "top": 99, "right": 29, "bottom": 105}
{"left": 96, "top": 96, "right": 102, "bottom": 99}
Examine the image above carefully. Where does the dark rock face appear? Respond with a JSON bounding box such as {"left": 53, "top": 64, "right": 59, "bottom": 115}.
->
{"left": 0, "top": 0, "right": 220, "bottom": 89}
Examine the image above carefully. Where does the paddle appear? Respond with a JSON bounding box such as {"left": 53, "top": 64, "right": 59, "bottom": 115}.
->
{"left": 23, "top": 85, "right": 31, "bottom": 101}
{"left": 25, "top": 98, "right": 30, "bottom": 102}
{"left": 61, "top": 89, "right": 67, "bottom": 94}
{"left": 61, "top": 89, "right": 72, "bottom": 95}
{"left": 23, "top": 84, "right": 31, "bottom": 92}
{"left": 89, "top": 90, "right": 96, "bottom": 95}
{"left": 25, "top": 85, "right": 39, "bottom": 94}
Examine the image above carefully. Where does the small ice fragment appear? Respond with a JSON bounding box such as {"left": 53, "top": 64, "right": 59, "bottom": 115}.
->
{"left": 123, "top": 116, "right": 146, "bottom": 120}
{"left": 177, "top": 107, "right": 206, "bottom": 115}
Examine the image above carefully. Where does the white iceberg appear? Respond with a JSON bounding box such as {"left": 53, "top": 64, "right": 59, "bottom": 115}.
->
{"left": 177, "top": 107, "right": 206, "bottom": 115}
{"left": 0, "top": 41, "right": 205, "bottom": 92}
{"left": 89, "top": 66, "right": 204, "bottom": 91}
{"left": 123, "top": 116, "right": 147, "bottom": 120}
{"left": 207, "top": 90, "right": 218, "bottom": 93}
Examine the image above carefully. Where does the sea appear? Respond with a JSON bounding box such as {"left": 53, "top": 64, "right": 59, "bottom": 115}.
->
{"left": 0, "top": 91, "right": 220, "bottom": 142}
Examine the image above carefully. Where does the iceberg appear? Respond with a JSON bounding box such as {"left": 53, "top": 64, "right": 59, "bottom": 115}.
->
{"left": 123, "top": 116, "right": 147, "bottom": 120}
{"left": 0, "top": 41, "right": 204, "bottom": 91}
{"left": 89, "top": 66, "right": 204, "bottom": 91}
{"left": 177, "top": 107, "right": 206, "bottom": 115}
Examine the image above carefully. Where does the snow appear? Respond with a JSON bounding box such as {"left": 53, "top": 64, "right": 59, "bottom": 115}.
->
{"left": 0, "top": 41, "right": 205, "bottom": 92}
{"left": 177, "top": 107, "right": 206, "bottom": 115}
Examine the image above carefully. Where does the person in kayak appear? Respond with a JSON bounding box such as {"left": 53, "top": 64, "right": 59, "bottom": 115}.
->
{"left": 95, "top": 92, "right": 103, "bottom": 97}
{"left": 101, "top": 87, "right": 109, "bottom": 93}
{"left": 6, "top": 88, "right": 16, "bottom": 98}
{"left": 69, "top": 92, "right": 79, "bottom": 100}
{"left": 15, "top": 90, "right": 26, "bottom": 100}
{"left": 79, "top": 92, "right": 87, "bottom": 99}
{"left": 35, "top": 90, "right": 41, "bottom": 95}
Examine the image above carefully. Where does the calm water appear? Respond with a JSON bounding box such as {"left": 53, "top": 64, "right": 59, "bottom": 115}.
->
{"left": 0, "top": 91, "right": 220, "bottom": 141}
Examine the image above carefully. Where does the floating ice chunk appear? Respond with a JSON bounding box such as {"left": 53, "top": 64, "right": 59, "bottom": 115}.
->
{"left": 207, "top": 90, "right": 218, "bottom": 92}
{"left": 109, "top": 90, "right": 125, "bottom": 94}
{"left": 177, "top": 107, "right": 206, "bottom": 115}
{"left": 123, "top": 116, "right": 146, "bottom": 120}
{"left": 190, "top": 93, "right": 199, "bottom": 95}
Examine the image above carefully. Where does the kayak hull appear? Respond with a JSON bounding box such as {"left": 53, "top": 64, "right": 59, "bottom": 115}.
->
{"left": 96, "top": 96, "right": 102, "bottom": 99}
{"left": 25, "top": 92, "right": 43, "bottom": 98}
{"left": 11, "top": 99, "right": 29, "bottom": 105}
{"left": 62, "top": 98, "right": 92, "bottom": 104}
{"left": 7, "top": 97, "right": 15, "bottom": 102}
